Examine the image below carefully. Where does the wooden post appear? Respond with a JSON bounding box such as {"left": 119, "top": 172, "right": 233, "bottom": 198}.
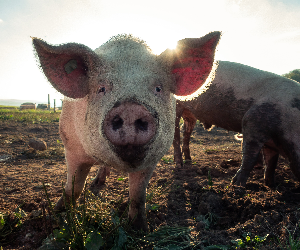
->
{"left": 48, "top": 94, "right": 50, "bottom": 111}
{"left": 54, "top": 99, "right": 56, "bottom": 113}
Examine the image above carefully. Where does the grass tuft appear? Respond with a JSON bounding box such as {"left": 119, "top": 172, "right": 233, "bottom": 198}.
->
{"left": 0, "top": 109, "right": 60, "bottom": 123}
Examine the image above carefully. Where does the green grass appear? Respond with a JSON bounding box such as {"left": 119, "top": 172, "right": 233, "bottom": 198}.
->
{"left": 0, "top": 207, "right": 26, "bottom": 246}
{"left": 0, "top": 108, "right": 60, "bottom": 123}
{"left": 161, "top": 156, "right": 174, "bottom": 164}
{"left": 39, "top": 180, "right": 200, "bottom": 250}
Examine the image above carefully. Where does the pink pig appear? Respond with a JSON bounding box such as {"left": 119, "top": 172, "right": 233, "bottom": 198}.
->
{"left": 33, "top": 32, "right": 220, "bottom": 231}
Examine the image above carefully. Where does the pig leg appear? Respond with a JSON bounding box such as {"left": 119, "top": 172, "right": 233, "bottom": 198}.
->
{"left": 55, "top": 121, "right": 96, "bottom": 210}
{"left": 238, "top": 137, "right": 265, "bottom": 169}
{"left": 290, "top": 160, "right": 300, "bottom": 183}
{"left": 255, "top": 150, "right": 264, "bottom": 169}
{"left": 173, "top": 103, "right": 184, "bottom": 167}
{"left": 232, "top": 106, "right": 273, "bottom": 186}
{"left": 232, "top": 139, "right": 265, "bottom": 186}
{"left": 54, "top": 163, "right": 93, "bottom": 210}
{"left": 287, "top": 143, "right": 300, "bottom": 183}
{"left": 128, "top": 166, "right": 155, "bottom": 231}
{"left": 54, "top": 148, "right": 95, "bottom": 210}
{"left": 89, "top": 165, "right": 110, "bottom": 195}
{"left": 182, "top": 109, "right": 197, "bottom": 163}
{"left": 262, "top": 145, "right": 279, "bottom": 187}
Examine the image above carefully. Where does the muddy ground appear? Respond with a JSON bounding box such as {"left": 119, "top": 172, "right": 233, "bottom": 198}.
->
{"left": 0, "top": 120, "right": 300, "bottom": 249}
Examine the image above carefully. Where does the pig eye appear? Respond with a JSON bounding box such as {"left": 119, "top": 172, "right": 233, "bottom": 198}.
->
{"left": 155, "top": 86, "right": 162, "bottom": 93}
{"left": 98, "top": 87, "right": 106, "bottom": 94}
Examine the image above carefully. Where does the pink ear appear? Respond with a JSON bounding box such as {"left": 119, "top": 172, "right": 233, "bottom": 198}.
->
{"left": 170, "top": 31, "right": 221, "bottom": 96}
{"left": 33, "top": 38, "right": 101, "bottom": 99}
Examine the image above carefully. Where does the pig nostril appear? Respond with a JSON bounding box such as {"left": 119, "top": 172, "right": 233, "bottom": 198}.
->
{"left": 112, "top": 115, "right": 123, "bottom": 131}
{"left": 135, "top": 119, "right": 148, "bottom": 132}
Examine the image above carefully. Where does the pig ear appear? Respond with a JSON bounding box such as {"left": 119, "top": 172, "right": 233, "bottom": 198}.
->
{"left": 32, "top": 38, "right": 101, "bottom": 99}
{"left": 159, "top": 31, "right": 221, "bottom": 96}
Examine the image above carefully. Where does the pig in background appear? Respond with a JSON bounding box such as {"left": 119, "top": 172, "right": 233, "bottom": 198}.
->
{"left": 173, "top": 60, "right": 300, "bottom": 188}
{"left": 33, "top": 31, "right": 221, "bottom": 231}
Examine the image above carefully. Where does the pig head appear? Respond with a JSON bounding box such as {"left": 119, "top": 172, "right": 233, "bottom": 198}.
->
{"left": 173, "top": 60, "right": 300, "bottom": 188}
{"left": 33, "top": 31, "right": 220, "bottom": 231}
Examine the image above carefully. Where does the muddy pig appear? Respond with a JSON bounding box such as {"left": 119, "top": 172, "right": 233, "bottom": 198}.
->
{"left": 32, "top": 31, "right": 221, "bottom": 231}
{"left": 173, "top": 61, "right": 300, "bottom": 188}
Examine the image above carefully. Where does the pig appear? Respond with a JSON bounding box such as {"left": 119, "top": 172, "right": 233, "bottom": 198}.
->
{"left": 32, "top": 31, "right": 221, "bottom": 231}
{"left": 173, "top": 61, "right": 300, "bottom": 188}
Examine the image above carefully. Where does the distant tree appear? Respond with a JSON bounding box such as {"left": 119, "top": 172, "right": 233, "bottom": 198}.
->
{"left": 282, "top": 69, "right": 300, "bottom": 83}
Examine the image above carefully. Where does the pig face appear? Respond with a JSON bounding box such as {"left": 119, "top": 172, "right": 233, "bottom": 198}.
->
{"left": 33, "top": 33, "right": 220, "bottom": 172}
{"left": 82, "top": 36, "right": 177, "bottom": 172}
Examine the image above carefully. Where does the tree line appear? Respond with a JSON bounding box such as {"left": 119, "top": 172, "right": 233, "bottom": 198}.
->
{"left": 283, "top": 69, "right": 300, "bottom": 83}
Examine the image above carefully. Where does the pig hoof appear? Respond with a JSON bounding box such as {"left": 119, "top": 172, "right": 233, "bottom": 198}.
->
{"left": 89, "top": 177, "right": 106, "bottom": 195}
{"left": 176, "top": 162, "right": 183, "bottom": 168}
{"left": 231, "top": 174, "right": 247, "bottom": 187}
{"left": 184, "top": 159, "right": 192, "bottom": 165}
{"left": 264, "top": 178, "right": 275, "bottom": 188}
{"left": 131, "top": 219, "right": 148, "bottom": 233}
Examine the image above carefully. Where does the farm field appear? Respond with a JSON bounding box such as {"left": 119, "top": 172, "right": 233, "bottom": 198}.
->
{"left": 0, "top": 111, "right": 300, "bottom": 249}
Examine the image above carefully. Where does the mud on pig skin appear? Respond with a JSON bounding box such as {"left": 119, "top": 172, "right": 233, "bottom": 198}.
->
{"left": 173, "top": 60, "right": 300, "bottom": 188}
{"left": 32, "top": 31, "right": 221, "bottom": 231}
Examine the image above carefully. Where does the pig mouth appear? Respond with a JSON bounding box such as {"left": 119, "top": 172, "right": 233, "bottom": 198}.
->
{"left": 113, "top": 144, "right": 148, "bottom": 167}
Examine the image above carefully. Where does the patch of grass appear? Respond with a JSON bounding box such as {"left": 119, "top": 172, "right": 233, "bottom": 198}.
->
{"left": 146, "top": 179, "right": 172, "bottom": 214}
{"left": 231, "top": 232, "right": 269, "bottom": 249}
{"left": 0, "top": 109, "right": 60, "bottom": 123}
{"left": 136, "top": 226, "right": 201, "bottom": 249}
{"left": 41, "top": 180, "right": 125, "bottom": 249}
{"left": 0, "top": 208, "right": 25, "bottom": 246}
{"left": 40, "top": 179, "right": 203, "bottom": 250}
{"left": 196, "top": 212, "right": 219, "bottom": 230}
{"left": 284, "top": 225, "right": 300, "bottom": 250}
{"left": 161, "top": 156, "right": 174, "bottom": 164}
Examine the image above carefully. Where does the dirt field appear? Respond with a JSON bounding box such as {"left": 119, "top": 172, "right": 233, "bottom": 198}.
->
{"left": 1, "top": 120, "right": 300, "bottom": 249}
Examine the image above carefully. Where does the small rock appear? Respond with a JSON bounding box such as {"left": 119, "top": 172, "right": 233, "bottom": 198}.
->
{"left": 0, "top": 154, "right": 11, "bottom": 162}
{"left": 29, "top": 138, "right": 47, "bottom": 151}
{"left": 25, "top": 233, "right": 33, "bottom": 238}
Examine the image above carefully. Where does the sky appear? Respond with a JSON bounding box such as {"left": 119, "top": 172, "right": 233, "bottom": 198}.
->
{"left": 0, "top": 0, "right": 300, "bottom": 103}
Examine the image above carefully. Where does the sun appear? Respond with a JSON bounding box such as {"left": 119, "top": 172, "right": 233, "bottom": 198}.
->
{"left": 149, "top": 39, "right": 179, "bottom": 55}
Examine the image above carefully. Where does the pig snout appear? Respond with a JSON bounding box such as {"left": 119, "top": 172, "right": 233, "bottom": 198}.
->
{"left": 103, "top": 101, "right": 157, "bottom": 166}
